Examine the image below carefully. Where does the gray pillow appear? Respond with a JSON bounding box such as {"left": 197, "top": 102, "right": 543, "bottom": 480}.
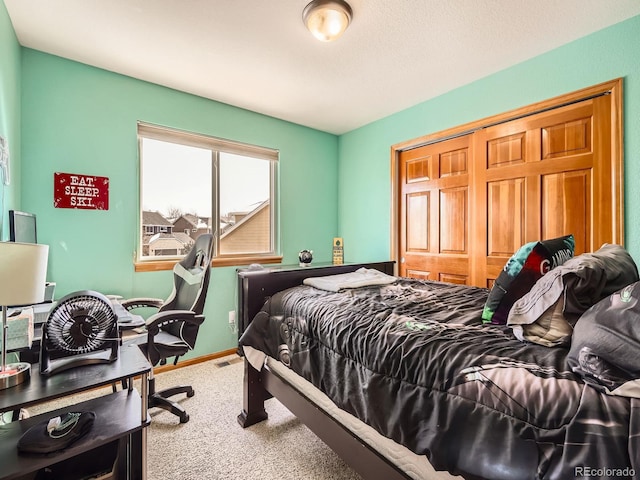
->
{"left": 510, "top": 297, "right": 572, "bottom": 347}
{"left": 507, "top": 243, "right": 639, "bottom": 345}
{"left": 568, "top": 281, "right": 640, "bottom": 397}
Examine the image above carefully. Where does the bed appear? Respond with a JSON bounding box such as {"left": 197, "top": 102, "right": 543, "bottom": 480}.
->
{"left": 237, "top": 249, "right": 640, "bottom": 480}
{"left": 235, "top": 81, "right": 633, "bottom": 480}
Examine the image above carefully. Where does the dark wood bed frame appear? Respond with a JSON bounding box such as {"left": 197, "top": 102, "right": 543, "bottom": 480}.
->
{"left": 236, "top": 261, "right": 420, "bottom": 480}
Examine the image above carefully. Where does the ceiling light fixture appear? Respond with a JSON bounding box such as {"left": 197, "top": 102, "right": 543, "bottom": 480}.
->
{"left": 303, "top": 0, "right": 353, "bottom": 42}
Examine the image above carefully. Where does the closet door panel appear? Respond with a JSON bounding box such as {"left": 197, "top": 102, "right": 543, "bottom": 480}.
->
{"left": 487, "top": 178, "right": 526, "bottom": 257}
{"left": 399, "top": 135, "right": 472, "bottom": 283}
{"left": 540, "top": 106, "right": 592, "bottom": 159}
{"left": 532, "top": 97, "right": 611, "bottom": 254}
{"left": 541, "top": 170, "right": 591, "bottom": 256}
{"left": 473, "top": 124, "right": 533, "bottom": 286}
{"left": 440, "top": 187, "right": 467, "bottom": 254}
{"left": 487, "top": 132, "right": 526, "bottom": 168}
{"left": 475, "top": 96, "right": 606, "bottom": 286}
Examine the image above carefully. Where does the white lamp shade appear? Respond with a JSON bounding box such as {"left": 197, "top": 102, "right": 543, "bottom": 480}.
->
{"left": 0, "top": 242, "right": 49, "bottom": 306}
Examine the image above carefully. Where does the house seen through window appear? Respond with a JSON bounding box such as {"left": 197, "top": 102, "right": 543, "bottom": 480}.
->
{"left": 138, "top": 122, "right": 278, "bottom": 264}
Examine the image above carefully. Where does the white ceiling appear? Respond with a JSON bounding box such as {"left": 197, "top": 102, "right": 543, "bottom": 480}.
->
{"left": 5, "top": 0, "right": 640, "bottom": 135}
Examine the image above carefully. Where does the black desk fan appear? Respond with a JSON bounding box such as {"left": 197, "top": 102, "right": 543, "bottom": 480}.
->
{"left": 40, "top": 290, "right": 119, "bottom": 375}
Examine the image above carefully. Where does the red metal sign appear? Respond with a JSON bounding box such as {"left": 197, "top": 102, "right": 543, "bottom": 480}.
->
{"left": 54, "top": 172, "right": 109, "bottom": 210}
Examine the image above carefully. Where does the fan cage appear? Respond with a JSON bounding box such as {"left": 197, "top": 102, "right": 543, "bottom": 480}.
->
{"left": 46, "top": 292, "right": 117, "bottom": 354}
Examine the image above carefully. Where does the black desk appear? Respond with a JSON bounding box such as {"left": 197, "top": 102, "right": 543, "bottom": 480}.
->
{"left": 0, "top": 342, "right": 151, "bottom": 480}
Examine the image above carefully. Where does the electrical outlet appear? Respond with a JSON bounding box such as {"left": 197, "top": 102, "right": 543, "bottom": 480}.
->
{"left": 228, "top": 310, "right": 236, "bottom": 325}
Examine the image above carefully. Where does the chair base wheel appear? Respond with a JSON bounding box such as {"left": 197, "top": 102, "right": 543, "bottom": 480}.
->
{"left": 149, "top": 387, "right": 193, "bottom": 424}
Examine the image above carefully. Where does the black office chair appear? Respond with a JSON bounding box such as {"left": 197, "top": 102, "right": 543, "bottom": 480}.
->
{"left": 122, "top": 233, "right": 213, "bottom": 423}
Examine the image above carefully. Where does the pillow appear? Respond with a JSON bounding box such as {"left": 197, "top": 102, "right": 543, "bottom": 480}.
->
{"left": 567, "top": 281, "right": 640, "bottom": 398}
{"left": 511, "top": 296, "right": 573, "bottom": 347}
{"left": 508, "top": 243, "right": 640, "bottom": 346}
{"left": 482, "top": 234, "right": 575, "bottom": 325}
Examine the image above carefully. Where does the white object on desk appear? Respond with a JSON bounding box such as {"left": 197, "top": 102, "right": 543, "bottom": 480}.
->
{"left": 1, "top": 307, "right": 34, "bottom": 351}
{"left": 0, "top": 242, "right": 49, "bottom": 390}
{"left": 32, "top": 303, "right": 53, "bottom": 324}
{"left": 9, "top": 302, "right": 56, "bottom": 326}
{"left": 44, "top": 282, "right": 56, "bottom": 303}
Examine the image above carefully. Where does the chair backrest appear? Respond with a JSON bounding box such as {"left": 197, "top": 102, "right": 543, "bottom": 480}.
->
{"left": 161, "top": 233, "right": 214, "bottom": 313}
{"left": 160, "top": 233, "right": 213, "bottom": 347}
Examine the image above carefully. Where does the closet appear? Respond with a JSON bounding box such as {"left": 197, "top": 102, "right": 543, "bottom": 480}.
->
{"left": 392, "top": 79, "right": 623, "bottom": 287}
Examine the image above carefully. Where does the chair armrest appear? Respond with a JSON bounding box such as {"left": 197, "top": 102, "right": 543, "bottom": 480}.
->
{"left": 145, "top": 310, "right": 205, "bottom": 336}
{"left": 121, "top": 297, "right": 164, "bottom": 311}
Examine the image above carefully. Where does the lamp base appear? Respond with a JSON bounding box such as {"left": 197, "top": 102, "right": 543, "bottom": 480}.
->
{"left": 0, "top": 362, "right": 31, "bottom": 390}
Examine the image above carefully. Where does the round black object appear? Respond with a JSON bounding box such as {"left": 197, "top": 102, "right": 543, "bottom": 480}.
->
{"left": 298, "top": 249, "right": 313, "bottom": 264}
{"left": 17, "top": 411, "right": 96, "bottom": 454}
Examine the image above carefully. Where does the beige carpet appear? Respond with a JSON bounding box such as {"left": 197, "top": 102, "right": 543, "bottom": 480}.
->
{"left": 28, "top": 354, "right": 362, "bottom": 480}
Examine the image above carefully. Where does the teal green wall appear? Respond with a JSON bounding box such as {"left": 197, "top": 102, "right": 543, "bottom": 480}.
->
{"left": 339, "top": 14, "right": 640, "bottom": 266}
{"left": 0, "top": 1, "right": 21, "bottom": 235}
{"left": 18, "top": 51, "right": 338, "bottom": 358}
{"left": 5, "top": 5, "right": 640, "bottom": 358}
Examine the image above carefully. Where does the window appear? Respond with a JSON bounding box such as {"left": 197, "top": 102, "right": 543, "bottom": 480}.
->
{"left": 137, "top": 122, "right": 279, "bottom": 270}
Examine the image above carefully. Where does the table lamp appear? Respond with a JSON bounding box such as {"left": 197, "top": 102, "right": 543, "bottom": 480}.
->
{"left": 0, "top": 241, "right": 49, "bottom": 390}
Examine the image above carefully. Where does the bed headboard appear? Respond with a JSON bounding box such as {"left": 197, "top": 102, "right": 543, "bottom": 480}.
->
{"left": 236, "top": 261, "right": 395, "bottom": 341}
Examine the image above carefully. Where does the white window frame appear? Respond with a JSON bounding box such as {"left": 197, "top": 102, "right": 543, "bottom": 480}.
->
{"left": 136, "top": 122, "right": 280, "bottom": 270}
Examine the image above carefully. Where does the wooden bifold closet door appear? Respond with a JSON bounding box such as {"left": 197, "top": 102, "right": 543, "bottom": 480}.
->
{"left": 399, "top": 134, "right": 473, "bottom": 284}
{"left": 394, "top": 79, "right": 623, "bottom": 287}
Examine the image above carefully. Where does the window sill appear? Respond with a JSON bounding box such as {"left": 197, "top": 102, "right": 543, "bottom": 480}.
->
{"left": 134, "top": 255, "right": 283, "bottom": 272}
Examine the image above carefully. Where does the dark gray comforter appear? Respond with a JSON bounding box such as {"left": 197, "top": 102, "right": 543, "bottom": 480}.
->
{"left": 239, "top": 278, "right": 638, "bottom": 480}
